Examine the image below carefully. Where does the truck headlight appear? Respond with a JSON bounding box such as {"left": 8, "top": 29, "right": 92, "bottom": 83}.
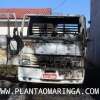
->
{"left": 22, "top": 59, "right": 30, "bottom": 65}
{"left": 72, "top": 61, "right": 82, "bottom": 67}
{"left": 21, "top": 55, "right": 30, "bottom": 65}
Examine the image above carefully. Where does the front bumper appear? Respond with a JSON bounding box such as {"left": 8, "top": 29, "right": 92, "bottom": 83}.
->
{"left": 18, "top": 67, "right": 85, "bottom": 84}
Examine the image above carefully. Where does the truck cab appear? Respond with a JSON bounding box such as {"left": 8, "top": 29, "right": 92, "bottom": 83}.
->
{"left": 18, "top": 15, "right": 86, "bottom": 84}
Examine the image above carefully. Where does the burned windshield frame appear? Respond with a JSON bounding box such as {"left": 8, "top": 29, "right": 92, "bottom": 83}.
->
{"left": 23, "top": 16, "right": 84, "bottom": 46}
{"left": 28, "top": 23, "right": 79, "bottom": 35}
{"left": 27, "top": 16, "right": 81, "bottom": 39}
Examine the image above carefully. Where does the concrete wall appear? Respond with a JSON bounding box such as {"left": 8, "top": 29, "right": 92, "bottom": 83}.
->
{"left": 0, "top": 20, "right": 28, "bottom": 36}
{"left": 87, "top": 0, "right": 100, "bottom": 66}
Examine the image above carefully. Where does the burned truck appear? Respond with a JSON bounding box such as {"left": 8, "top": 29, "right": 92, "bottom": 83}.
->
{"left": 8, "top": 15, "right": 87, "bottom": 84}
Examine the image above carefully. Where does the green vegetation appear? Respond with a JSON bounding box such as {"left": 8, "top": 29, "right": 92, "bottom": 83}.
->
{"left": 0, "top": 65, "right": 17, "bottom": 77}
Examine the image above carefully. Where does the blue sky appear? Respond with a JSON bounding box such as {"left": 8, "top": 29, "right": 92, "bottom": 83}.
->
{"left": 0, "top": 0, "right": 90, "bottom": 25}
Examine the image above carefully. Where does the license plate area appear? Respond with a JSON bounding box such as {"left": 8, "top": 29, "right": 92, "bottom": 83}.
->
{"left": 42, "top": 73, "right": 57, "bottom": 80}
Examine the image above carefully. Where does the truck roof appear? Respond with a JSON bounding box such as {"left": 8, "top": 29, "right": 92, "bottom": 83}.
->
{"left": 25, "top": 14, "right": 84, "bottom": 24}
{"left": 24, "top": 14, "right": 84, "bottom": 17}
